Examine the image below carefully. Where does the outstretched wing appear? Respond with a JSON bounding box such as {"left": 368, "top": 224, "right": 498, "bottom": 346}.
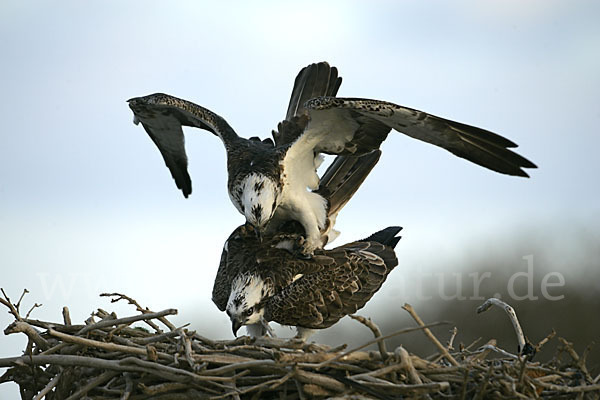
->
{"left": 283, "top": 96, "right": 536, "bottom": 190}
{"left": 297, "top": 96, "right": 536, "bottom": 177}
{"left": 128, "top": 93, "right": 239, "bottom": 197}
{"left": 264, "top": 235, "right": 400, "bottom": 329}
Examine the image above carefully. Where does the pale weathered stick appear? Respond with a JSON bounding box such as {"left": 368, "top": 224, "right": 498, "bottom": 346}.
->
{"left": 48, "top": 328, "right": 172, "bottom": 361}
{"left": 25, "top": 303, "right": 42, "bottom": 319}
{"left": 121, "top": 372, "right": 134, "bottom": 400}
{"left": 529, "top": 379, "right": 600, "bottom": 393}
{"left": 402, "top": 304, "right": 459, "bottom": 366}
{"left": 476, "top": 298, "right": 526, "bottom": 353}
{"left": 212, "top": 371, "right": 294, "bottom": 400}
{"left": 62, "top": 306, "right": 72, "bottom": 325}
{"left": 178, "top": 328, "right": 196, "bottom": 370}
{"left": 349, "top": 314, "right": 387, "bottom": 361}
{"left": 4, "top": 321, "right": 51, "bottom": 350}
{"left": 473, "top": 363, "right": 494, "bottom": 400}
{"left": 0, "top": 354, "right": 150, "bottom": 371}
{"left": 101, "top": 292, "right": 177, "bottom": 331}
{"left": 349, "top": 379, "right": 450, "bottom": 395}
{"left": 558, "top": 337, "right": 593, "bottom": 382}
{"left": 64, "top": 370, "right": 119, "bottom": 400}
{"left": 473, "top": 344, "right": 518, "bottom": 359}
{"left": 278, "top": 351, "right": 370, "bottom": 364}
{"left": 202, "top": 360, "right": 278, "bottom": 376}
{"left": 465, "top": 339, "right": 497, "bottom": 363}
{"left": 350, "top": 346, "right": 424, "bottom": 384}
{"left": 447, "top": 327, "right": 458, "bottom": 351}
{"left": 0, "top": 288, "right": 22, "bottom": 320}
{"left": 134, "top": 329, "right": 181, "bottom": 345}
{"left": 314, "top": 322, "right": 447, "bottom": 369}
{"left": 397, "top": 345, "right": 423, "bottom": 384}
{"left": 535, "top": 329, "right": 555, "bottom": 353}
{"left": 32, "top": 370, "right": 62, "bottom": 400}
{"left": 76, "top": 308, "right": 178, "bottom": 335}
{"left": 139, "top": 382, "right": 190, "bottom": 396}
{"left": 295, "top": 369, "right": 346, "bottom": 392}
{"left": 14, "top": 288, "right": 29, "bottom": 312}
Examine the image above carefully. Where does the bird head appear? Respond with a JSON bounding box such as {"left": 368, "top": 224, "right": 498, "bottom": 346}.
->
{"left": 226, "top": 273, "right": 269, "bottom": 336}
{"left": 234, "top": 173, "right": 280, "bottom": 239}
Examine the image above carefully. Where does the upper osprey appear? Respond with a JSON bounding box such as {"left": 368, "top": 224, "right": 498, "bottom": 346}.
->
{"left": 128, "top": 62, "right": 536, "bottom": 253}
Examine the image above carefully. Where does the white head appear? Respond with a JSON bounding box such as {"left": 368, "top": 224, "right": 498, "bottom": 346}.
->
{"left": 232, "top": 173, "right": 279, "bottom": 232}
{"left": 226, "top": 273, "right": 271, "bottom": 335}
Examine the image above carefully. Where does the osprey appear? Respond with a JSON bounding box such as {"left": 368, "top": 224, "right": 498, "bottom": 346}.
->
{"left": 212, "top": 223, "right": 402, "bottom": 339}
{"left": 129, "top": 62, "right": 536, "bottom": 254}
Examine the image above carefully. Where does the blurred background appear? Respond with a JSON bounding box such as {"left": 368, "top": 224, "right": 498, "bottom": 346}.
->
{"left": 1, "top": 0, "right": 599, "bottom": 396}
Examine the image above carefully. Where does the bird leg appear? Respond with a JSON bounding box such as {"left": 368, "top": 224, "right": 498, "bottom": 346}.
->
{"left": 294, "top": 327, "right": 316, "bottom": 342}
{"left": 260, "top": 316, "right": 277, "bottom": 338}
{"left": 245, "top": 323, "right": 266, "bottom": 338}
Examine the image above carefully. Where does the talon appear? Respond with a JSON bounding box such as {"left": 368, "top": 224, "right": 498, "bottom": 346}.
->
{"left": 297, "top": 250, "right": 313, "bottom": 260}
{"left": 292, "top": 241, "right": 313, "bottom": 259}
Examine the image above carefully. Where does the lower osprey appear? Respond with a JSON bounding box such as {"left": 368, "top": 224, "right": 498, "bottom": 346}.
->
{"left": 212, "top": 223, "right": 402, "bottom": 339}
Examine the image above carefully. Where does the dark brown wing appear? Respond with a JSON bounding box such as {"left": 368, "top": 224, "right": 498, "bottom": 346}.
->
{"left": 264, "top": 233, "right": 400, "bottom": 329}
{"left": 297, "top": 97, "right": 536, "bottom": 177}
{"left": 212, "top": 228, "right": 245, "bottom": 311}
{"left": 128, "top": 93, "right": 239, "bottom": 197}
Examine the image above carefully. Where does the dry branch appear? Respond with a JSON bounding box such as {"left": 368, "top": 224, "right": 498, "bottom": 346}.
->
{"left": 477, "top": 297, "right": 528, "bottom": 354}
{"left": 402, "top": 303, "right": 460, "bottom": 366}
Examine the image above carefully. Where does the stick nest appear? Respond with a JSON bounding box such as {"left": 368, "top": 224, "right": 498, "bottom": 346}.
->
{"left": 1, "top": 290, "right": 598, "bottom": 399}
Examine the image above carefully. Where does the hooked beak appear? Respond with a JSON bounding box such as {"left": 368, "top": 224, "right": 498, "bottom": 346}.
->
{"left": 231, "top": 318, "right": 243, "bottom": 337}
{"left": 244, "top": 222, "right": 263, "bottom": 243}
{"left": 255, "top": 228, "right": 263, "bottom": 243}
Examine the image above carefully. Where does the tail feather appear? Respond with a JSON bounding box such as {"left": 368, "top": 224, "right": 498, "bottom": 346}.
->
{"left": 286, "top": 62, "right": 342, "bottom": 120}
{"left": 317, "top": 150, "right": 381, "bottom": 218}
{"left": 361, "top": 226, "right": 403, "bottom": 248}
{"left": 274, "top": 62, "right": 343, "bottom": 147}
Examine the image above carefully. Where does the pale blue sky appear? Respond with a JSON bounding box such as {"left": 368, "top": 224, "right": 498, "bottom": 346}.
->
{"left": 1, "top": 1, "right": 599, "bottom": 396}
